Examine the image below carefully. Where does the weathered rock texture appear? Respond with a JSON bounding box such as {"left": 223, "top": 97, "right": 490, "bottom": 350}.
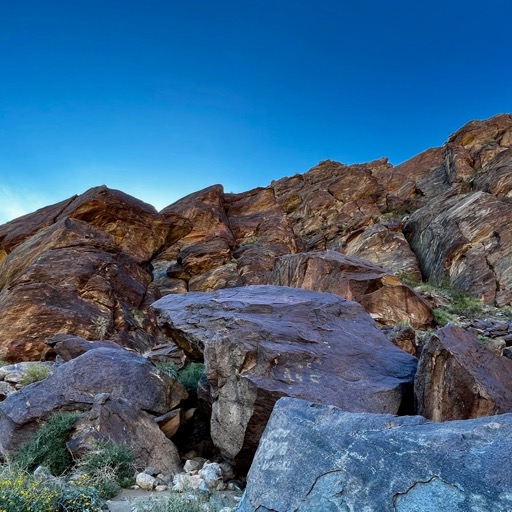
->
{"left": 415, "top": 326, "right": 512, "bottom": 421}
{"left": 238, "top": 397, "right": 512, "bottom": 512}
{"left": 0, "top": 348, "right": 187, "bottom": 455}
{"left": 68, "top": 393, "right": 182, "bottom": 474}
{"left": 2, "top": 115, "right": 512, "bottom": 360}
{"left": 153, "top": 285, "right": 417, "bottom": 468}
{"left": 0, "top": 187, "right": 173, "bottom": 360}
{"left": 272, "top": 251, "right": 432, "bottom": 328}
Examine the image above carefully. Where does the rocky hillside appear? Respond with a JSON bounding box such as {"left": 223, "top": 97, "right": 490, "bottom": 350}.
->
{"left": 1, "top": 114, "right": 512, "bottom": 510}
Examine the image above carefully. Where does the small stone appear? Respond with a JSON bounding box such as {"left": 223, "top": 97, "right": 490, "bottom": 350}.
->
{"left": 136, "top": 472, "right": 156, "bottom": 490}
{"left": 184, "top": 459, "right": 200, "bottom": 473}
{"left": 155, "top": 485, "right": 168, "bottom": 492}
{"left": 503, "top": 347, "right": 512, "bottom": 360}
{"left": 144, "top": 466, "right": 160, "bottom": 476}
{"left": 219, "top": 461, "right": 235, "bottom": 481}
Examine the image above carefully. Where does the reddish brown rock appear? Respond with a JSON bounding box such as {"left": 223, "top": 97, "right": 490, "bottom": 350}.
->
{"left": 153, "top": 285, "right": 417, "bottom": 468}
{"left": 272, "top": 251, "right": 432, "bottom": 328}
{"left": 404, "top": 191, "right": 512, "bottom": 306}
{"left": 225, "top": 187, "right": 297, "bottom": 285}
{"left": 382, "top": 147, "right": 446, "bottom": 210}
{"left": 473, "top": 147, "right": 512, "bottom": 198}
{"left": 157, "top": 185, "right": 235, "bottom": 275}
{"left": 0, "top": 217, "right": 162, "bottom": 361}
{"left": 344, "top": 222, "right": 422, "bottom": 282}
{"left": 60, "top": 186, "right": 170, "bottom": 264}
{"left": 271, "top": 159, "right": 386, "bottom": 251}
{"left": 415, "top": 326, "right": 512, "bottom": 421}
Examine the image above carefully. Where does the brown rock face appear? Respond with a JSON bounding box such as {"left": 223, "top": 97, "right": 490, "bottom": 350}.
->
{"left": 415, "top": 326, "right": 512, "bottom": 421}
{"left": 0, "top": 187, "right": 177, "bottom": 361}
{"left": 271, "top": 159, "right": 386, "bottom": 251}
{"left": 272, "top": 251, "right": 432, "bottom": 328}
{"left": 344, "top": 222, "right": 422, "bottom": 281}
{"left": 0, "top": 218, "right": 159, "bottom": 360}
{"left": 404, "top": 191, "right": 512, "bottom": 306}
{"left": 153, "top": 285, "right": 417, "bottom": 469}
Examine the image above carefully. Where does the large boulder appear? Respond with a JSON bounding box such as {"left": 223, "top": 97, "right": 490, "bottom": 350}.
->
{"left": 404, "top": 190, "right": 512, "bottom": 306}
{"left": 272, "top": 251, "right": 432, "bottom": 328}
{"left": 415, "top": 326, "right": 512, "bottom": 421}
{"left": 0, "top": 348, "right": 187, "bottom": 455}
{"left": 68, "top": 393, "right": 182, "bottom": 474}
{"left": 153, "top": 285, "right": 417, "bottom": 468}
{"left": 238, "top": 397, "right": 512, "bottom": 512}
{"left": 344, "top": 222, "right": 422, "bottom": 282}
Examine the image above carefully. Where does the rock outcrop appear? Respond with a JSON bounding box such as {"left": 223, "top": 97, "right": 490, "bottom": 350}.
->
{"left": 238, "top": 397, "right": 512, "bottom": 512}
{"left": 272, "top": 251, "right": 432, "bottom": 328}
{"left": 415, "top": 326, "right": 512, "bottom": 421}
{"left": 0, "top": 348, "right": 187, "bottom": 455}
{"left": 153, "top": 285, "right": 417, "bottom": 468}
{"left": 68, "top": 393, "right": 182, "bottom": 474}
{"left": 0, "top": 187, "right": 173, "bottom": 361}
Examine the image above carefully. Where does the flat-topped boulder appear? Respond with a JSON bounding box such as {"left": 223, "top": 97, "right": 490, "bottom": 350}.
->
{"left": 153, "top": 285, "right": 417, "bottom": 468}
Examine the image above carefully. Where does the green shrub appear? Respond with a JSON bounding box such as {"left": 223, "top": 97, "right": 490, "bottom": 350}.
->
{"left": 177, "top": 363, "right": 205, "bottom": 393}
{"left": 0, "top": 466, "right": 59, "bottom": 512}
{"left": 0, "top": 465, "right": 103, "bottom": 512}
{"left": 432, "top": 308, "right": 455, "bottom": 327}
{"left": 13, "top": 411, "right": 80, "bottom": 476}
{"left": 155, "top": 361, "right": 205, "bottom": 393}
{"left": 55, "top": 483, "right": 103, "bottom": 511}
{"left": 19, "top": 363, "right": 52, "bottom": 386}
{"left": 134, "top": 491, "right": 214, "bottom": 512}
{"left": 155, "top": 361, "right": 179, "bottom": 380}
{"left": 75, "top": 440, "right": 134, "bottom": 499}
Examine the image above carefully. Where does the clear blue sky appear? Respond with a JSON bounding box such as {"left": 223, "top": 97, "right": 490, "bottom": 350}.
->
{"left": 1, "top": 0, "right": 511, "bottom": 223}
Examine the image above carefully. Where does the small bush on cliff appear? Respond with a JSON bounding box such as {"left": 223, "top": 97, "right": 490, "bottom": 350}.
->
{"left": 155, "top": 361, "right": 205, "bottom": 393}
{"left": 178, "top": 363, "right": 205, "bottom": 393}
{"left": 19, "top": 363, "right": 52, "bottom": 386}
{"left": 12, "top": 411, "right": 80, "bottom": 476}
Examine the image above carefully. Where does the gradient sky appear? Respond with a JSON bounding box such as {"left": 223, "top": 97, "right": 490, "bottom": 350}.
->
{"left": 1, "top": 0, "right": 511, "bottom": 224}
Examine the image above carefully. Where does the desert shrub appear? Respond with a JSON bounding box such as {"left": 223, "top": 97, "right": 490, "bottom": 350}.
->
{"left": 75, "top": 440, "right": 134, "bottom": 499}
{"left": 134, "top": 491, "right": 214, "bottom": 512}
{"left": 177, "top": 363, "right": 205, "bottom": 393}
{"left": 0, "top": 466, "right": 59, "bottom": 512}
{"left": 19, "top": 363, "right": 52, "bottom": 386}
{"left": 12, "top": 411, "right": 80, "bottom": 476}
{"left": 432, "top": 308, "right": 454, "bottom": 327}
{"left": 54, "top": 483, "right": 103, "bottom": 511}
{"left": 155, "top": 361, "right": 179, "bottom": 380}
{"left": 155, "top": 361, "right": 205, "bottom": 393}
{"left": 0, "top": 464, "right": 103, "bottom": 512}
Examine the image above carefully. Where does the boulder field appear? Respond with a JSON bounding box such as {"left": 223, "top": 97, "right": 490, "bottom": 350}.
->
{"left": 0, "top": 114, "right": 511, "bottom": 509}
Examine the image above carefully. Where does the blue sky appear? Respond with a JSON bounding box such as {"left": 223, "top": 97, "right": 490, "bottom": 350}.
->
{"left": 1, "top": 0, "right": 511, "bottom": 223}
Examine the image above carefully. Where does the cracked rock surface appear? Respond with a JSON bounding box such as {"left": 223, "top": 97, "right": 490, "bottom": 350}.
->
{"left": 153, "top": 285, "right": 417, "bottom": 469}
{"left": 238, "top": 397, "right": 512, "bottom": 512}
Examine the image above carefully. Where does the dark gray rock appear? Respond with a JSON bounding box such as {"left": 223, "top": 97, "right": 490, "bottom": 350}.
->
{"left": 0, "top": 348, "right": 187, "bottom": 455}
{"left": 153, "top": 285, "right": 417, "bottom": 469}
{"left": 238, "top": 397, "right": 512, "bottom": 512}
{"left": 68, "top": 393, "right": 182, "bottom": 474}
